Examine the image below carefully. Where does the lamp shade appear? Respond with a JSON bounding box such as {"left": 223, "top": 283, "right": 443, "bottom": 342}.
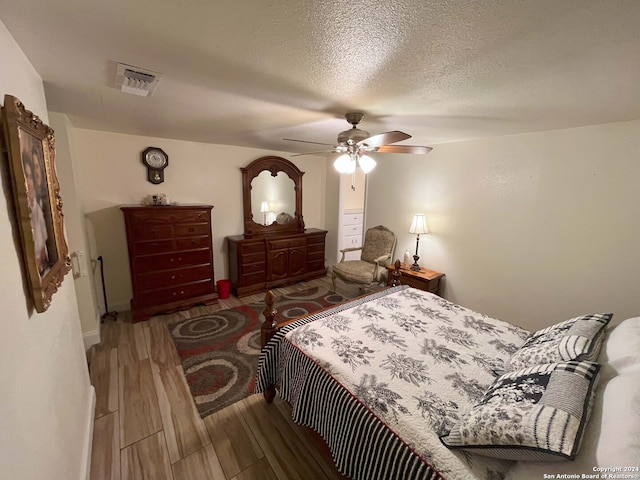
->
{"left": 333, "top": 154, "right": 356, "bottom": 173}
{"left": 260, "top": 201, "right": 269, "bottom": 213}
{"left": 409, "top": 213, "right": 428, "bottom": 234}
{"left": 357, "top": 154, "right": 377, "bottom": 173}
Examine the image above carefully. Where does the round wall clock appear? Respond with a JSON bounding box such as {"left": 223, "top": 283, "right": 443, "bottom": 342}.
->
{"left": 141, "top": 147, "right": 169, "bottom": 184}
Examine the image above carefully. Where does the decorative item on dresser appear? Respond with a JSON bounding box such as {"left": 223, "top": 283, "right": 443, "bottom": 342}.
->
{"left": 121, "top": 204, "right": 218, "bottom": 322}
{"left": 227, "top": 156, "right": 327, "bottom": 297}
{"left": 386, "top": 259, "right": 445, "bottom": 296}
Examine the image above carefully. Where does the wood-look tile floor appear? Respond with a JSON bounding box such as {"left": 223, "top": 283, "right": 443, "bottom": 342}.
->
{"left": 88, "top": 276, "right": 366, "bottom": 480}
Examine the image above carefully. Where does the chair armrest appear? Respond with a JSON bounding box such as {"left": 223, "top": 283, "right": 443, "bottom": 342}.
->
{"left": 340, "top": 247, "right": 363, "bottom": 253}
{"left": 372, "top": 253, "right": 392, "bottom": 281}
{"left": 373, "top": 253, "right": 391, "bottom": 264}
{"left": 339, "top": 246, "right": 363, "bottom": 263}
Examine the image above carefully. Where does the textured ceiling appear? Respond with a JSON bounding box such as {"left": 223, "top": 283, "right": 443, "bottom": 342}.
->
{"left": 1, "top": 0, "right": 639, "bottom": 154}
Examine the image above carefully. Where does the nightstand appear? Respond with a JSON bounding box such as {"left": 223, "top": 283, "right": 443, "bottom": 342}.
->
{"left": 386, "top": 262, "right": 445, "bottom": 296}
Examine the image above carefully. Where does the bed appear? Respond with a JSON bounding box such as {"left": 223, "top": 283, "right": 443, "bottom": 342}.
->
{"left": 255, "top": 279, "right": 640, "bottom": 479}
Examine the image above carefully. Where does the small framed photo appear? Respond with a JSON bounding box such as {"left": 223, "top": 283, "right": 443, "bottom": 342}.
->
{"left": 1, "top": 95, "right": 71, "bottom": 313}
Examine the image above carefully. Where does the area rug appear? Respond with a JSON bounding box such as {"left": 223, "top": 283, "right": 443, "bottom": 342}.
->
{"left": 169, "top": 286, "right": 347, "bottom": 418}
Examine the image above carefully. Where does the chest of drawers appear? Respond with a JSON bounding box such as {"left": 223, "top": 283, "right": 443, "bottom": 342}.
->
{"left": 121, "top": 205, "right": 218, "bottom": 322}
{"left": 227, "top": 229, "right": 327, "bottom": 297}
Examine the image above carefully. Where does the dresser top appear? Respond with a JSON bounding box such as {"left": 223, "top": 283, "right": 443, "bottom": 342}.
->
{"left": 226, "top": 228, "right": 327, "bottom": 242}
{"left": 120, "top": 204, "right": 213, "bottom": 211}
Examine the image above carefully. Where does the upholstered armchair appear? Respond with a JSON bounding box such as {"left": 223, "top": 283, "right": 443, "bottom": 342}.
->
{"left": 332, "top": 225, "right": 397, "bottom": 293}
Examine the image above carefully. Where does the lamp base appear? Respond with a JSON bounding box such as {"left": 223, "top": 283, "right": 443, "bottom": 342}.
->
{"left": 410, "top": 255, "right": 421, "bottom": 271}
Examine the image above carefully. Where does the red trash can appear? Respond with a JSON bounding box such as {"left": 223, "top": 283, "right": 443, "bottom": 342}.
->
{"left": 216, "top": 279, "right": 231, "bottom": 299}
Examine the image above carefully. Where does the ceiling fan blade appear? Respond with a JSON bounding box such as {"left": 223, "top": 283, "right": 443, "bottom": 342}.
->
{"left": 376, "top": 145, "right": 433, "bottom": 154}
{"left": 290, "top": 149, "right": 336, "bottom": 157}
{"left": 283, "top": 138, "right": 334, "bottom": 146}
{"left": 359, "top": 130, "right": 411, "bottom": 148}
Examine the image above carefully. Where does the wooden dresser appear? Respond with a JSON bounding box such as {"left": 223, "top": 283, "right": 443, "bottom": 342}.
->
{"left": 121, "top": 205, "right": 218, "bottom": 322}
{"left": 227, "top": 228, "right": 327, "bottom": 297}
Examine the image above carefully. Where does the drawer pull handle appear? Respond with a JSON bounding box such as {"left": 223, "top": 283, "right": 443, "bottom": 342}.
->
{"left": 188, "top": 227, "right": 194, "bottom": 232}
{"left": 170, "top": 275, "right": 176, "bottom": 280}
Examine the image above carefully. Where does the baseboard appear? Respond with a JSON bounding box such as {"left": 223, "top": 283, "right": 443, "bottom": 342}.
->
{"left": 80, "top": 385, "right": 96, "bottom": 480}
{"left": 110, "top": 301, "right": 129, "bottom": 314}
{"left": 83, "top": 328, "right": 101, "bottom": 352}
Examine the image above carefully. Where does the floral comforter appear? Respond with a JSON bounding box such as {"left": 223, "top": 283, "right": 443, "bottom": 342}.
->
{"left": 255, "top": 286, "right": 531, "bottom": 480}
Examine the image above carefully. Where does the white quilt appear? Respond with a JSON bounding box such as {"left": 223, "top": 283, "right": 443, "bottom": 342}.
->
{"left": 283, "top": 287, "right": 531, "bottom": 480}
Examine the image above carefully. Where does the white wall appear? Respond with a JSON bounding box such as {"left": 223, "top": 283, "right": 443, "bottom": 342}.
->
{"left": 49, "top": 113, "right": 101, "bottom": 348}
{"left": 0, "top": 21, "right": 94, "bottom": 480}
{"left": 70, "top": 128, "right": 328, "bottom": 311}
{"left": 366, "top": 120, "right": 640, "bottom": 331}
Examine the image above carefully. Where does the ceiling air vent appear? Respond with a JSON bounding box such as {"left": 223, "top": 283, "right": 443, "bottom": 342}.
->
{"left": 114, "top": 63, "right": 162, "bottom": 96}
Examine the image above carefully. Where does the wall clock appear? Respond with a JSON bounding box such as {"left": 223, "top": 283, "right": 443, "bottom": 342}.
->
{"left": 141, "top": 147, "right": 168, "bottom": 184}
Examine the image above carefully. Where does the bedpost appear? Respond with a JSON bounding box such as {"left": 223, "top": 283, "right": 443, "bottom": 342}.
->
{"left": 261, "top": 290, "right": 278, "bottom": 348}
{"left": 391, "top": 259, "right": 402, "bottom": 286}
{"left": 261, "top": 290, "right": 278, "bottom": 403}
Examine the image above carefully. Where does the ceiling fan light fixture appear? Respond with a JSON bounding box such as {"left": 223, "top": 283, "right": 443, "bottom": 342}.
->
{"left": 358, "top": 154, "right": 376, "bottom": 173}
{"left": 334, "top": 154, "right": 356, "bottom": 174}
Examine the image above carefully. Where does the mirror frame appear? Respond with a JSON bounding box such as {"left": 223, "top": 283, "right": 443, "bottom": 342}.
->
{"left": 241, "top": 156, "right": 305, "bottom": 237}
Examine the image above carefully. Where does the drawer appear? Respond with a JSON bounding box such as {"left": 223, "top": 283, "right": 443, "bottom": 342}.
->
{"left": 134, "top": 239, "right": 174, "bottom": 255}
{"left": 239, "top": 242, "right": 265, "bottom": 254}
{"left": 306, "top": 233, "right": 326, "bottom": 245}
{"left": 136, "top": 279, "right": 214, "bottom": 307}
{"left": 241, "top": 252, "right": 266, "bottom": 264}
{"left": 307, "top": 259, "right": 325, "bottom": 272}
{"left": 307, "top": 242, "right": 325, "bottom": 254}
{"left": 241, "top": 261, "right": 265, "bottom": 274}
{"left": 341, "top": 235, "right": 362, "bottom": 250}
{"left": 402, "top": 275, "right": 440, "bottom": 293}
{"left": 136, "top": 265, "right": 213, "bottom": 291}
{"left": 174, "top": 223, "right": 210, "bottom": 237}
{"left": 134, "top": 249, "right": 211, "bottom": 272}
{"left": 129, "top": 209, "right": 209, "bottom": 225}
{"left": 241, "top": 271, "right": 265, "bottom": 286}
{"left": 343, "top": 224, "right": 363, "bottom": 236}
{"left": 132, "top": 224, "right": 173, "bottom": 240}
{"left": 176, "top": 235, "right": 210, "bottom": 250}
{"left": 267, "top": 238, "right": 306, "bottom": 250}
{"left": 342, "top": 213, "right": 363, "bottom": 226}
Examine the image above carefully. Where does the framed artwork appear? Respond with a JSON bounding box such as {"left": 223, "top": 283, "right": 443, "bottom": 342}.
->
{"left": 1, "top": 94, "right": 70, "bottom": 313}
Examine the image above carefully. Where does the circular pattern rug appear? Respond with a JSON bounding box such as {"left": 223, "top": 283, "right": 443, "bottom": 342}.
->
{"left": 169, "top": 286, "right": 347, "bottom": 418}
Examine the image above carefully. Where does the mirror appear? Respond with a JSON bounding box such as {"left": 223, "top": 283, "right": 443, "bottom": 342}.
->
{"left": 251, "top": 171, "right": 296, "bottom": 225}
{"left": 241, "top": 156, "right": 305, "bottom": 237}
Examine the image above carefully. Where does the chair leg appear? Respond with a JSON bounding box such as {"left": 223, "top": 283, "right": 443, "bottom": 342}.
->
{"left": 331, "top": 273, "right": 337, "bottom": 293}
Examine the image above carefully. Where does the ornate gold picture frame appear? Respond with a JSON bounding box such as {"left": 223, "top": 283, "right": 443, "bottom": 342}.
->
{"left": 1, "top": 95, "right": 70, "bottom": 313}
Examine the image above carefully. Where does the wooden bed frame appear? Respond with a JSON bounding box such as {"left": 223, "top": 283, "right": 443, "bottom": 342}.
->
{"left": 256, "top": 261, "right": 403, "bottom": 479}
{"left": 259, "top": 260, "right": 403, "bottom": 403}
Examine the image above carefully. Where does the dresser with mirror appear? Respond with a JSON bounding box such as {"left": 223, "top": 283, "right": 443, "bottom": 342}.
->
{"left": 226, "top": 156, "right": 327, "bottom": 297}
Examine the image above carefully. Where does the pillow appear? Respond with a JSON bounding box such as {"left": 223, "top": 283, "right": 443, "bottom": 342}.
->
{"left": 504, "top": 370, "right": 640, "bottom": 479}
{"left": 604, "top": 316, "right": 640, "bottom": 374}
{"left": 440, "top": 361, "right": 601, "bottom": 461}
{"left": 507, "top": 313, "right": 612, "bottom": 371}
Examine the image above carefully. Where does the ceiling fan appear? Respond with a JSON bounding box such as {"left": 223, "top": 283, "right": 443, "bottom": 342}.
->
{"left": 284, "top": 112, "right": 433, "bottom": 174}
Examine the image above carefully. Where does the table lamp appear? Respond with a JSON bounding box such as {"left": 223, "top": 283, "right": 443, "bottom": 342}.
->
{"left": 408, "top": 213, "right": 428, "bottom": 271}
